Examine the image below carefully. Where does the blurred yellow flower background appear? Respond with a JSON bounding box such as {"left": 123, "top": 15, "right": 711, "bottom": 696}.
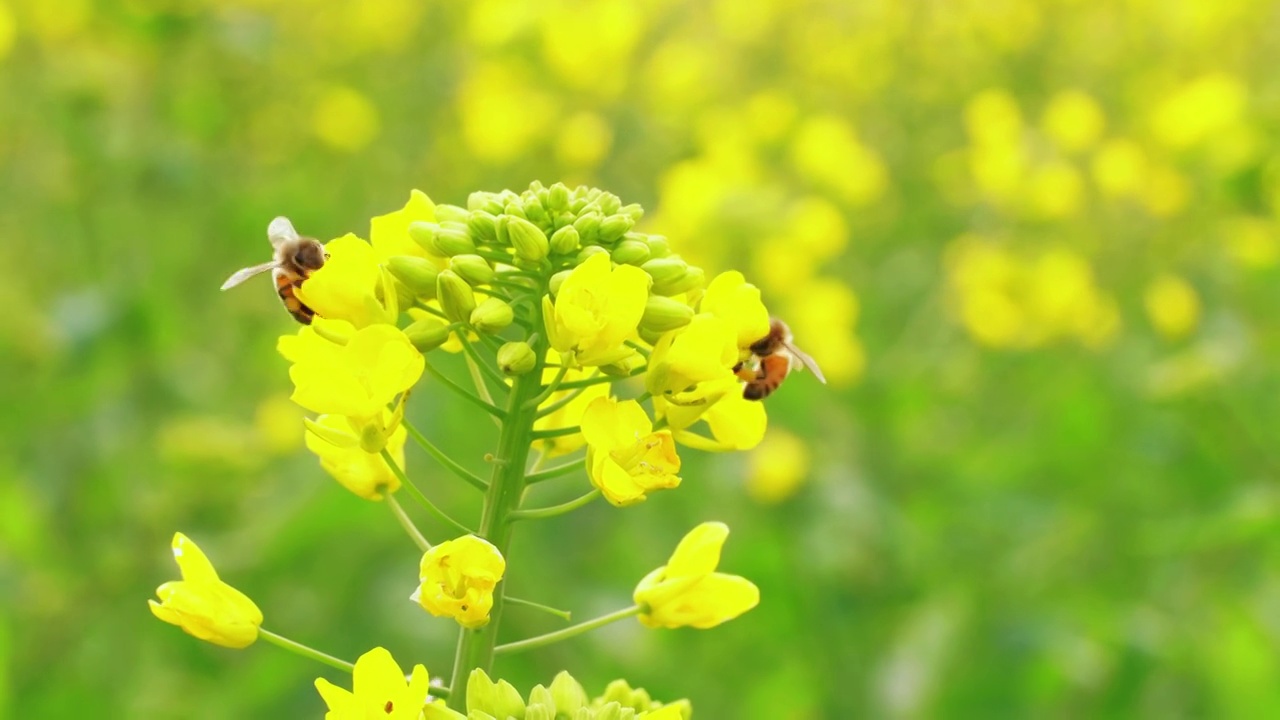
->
{"left": 5, "top": 0, "right": 1280, "bottom": 717}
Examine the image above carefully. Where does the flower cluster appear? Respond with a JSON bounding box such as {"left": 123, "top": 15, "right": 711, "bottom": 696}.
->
{"left": 151, "top": 184, "right": 805, "bottom": 716}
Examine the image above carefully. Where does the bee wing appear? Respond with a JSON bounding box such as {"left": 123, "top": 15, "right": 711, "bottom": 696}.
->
{"left": 267, "top": 216, "right": 300, "bottom": 249}
{"left": 220, "top": 261, "right": 278, "bottom": 290}
{"left": 782, "top": 341, "right": 827, "bottom": 384}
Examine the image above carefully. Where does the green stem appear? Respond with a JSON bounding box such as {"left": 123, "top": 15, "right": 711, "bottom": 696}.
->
{"left": 503, "top": 595, "right": 572, "bottom": 621}
{"left": 259, "top": 628, "right": 354, "bottom": 672}
{"left": 532, "top": 425, "right": 580, "bottom": 440}
{"left": 509, "top": 489, "right": 599, "bottom": 521}
{"left": 386, "top": 493, "right": 431, "bottom": 551}
{"left": 446, "top": 292, "right": 549, "bottom": 710}
{"left": 554, "top": 365, "right": 646, "bottom": 391}
{"left": 460, "top": 335, "right": 509, "bottom": 390}
{"left": 525, "top": 457, "right": 584, "bottom": 484}
{"left": 423, "top": 360, "right": 506, "bottom": 419}
{"left": 402, "top": 419, "right": 489, "bottom": 491}
{"left": 383, "top": 449, "right": 475, "bottom": 536}
{"left": 522, "top": 363, "right": 571, "bottom": 410}
{"left": 535, "top": 384, "right": 588, "bottom": 419}
{"left": 493, "top": 605, "right": 642, "bottom": 655}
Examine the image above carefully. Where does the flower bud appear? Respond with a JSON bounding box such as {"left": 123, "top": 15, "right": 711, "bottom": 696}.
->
{"left": 594, "top": 703, "right": 629, "bottom": 720}
{"left": 661, "top": 265, "right": 705, "bottom": 295}
{"left": 436, "top": 269, "right": 476, "bottom": 323}
{"left": 470, "top": 297, "right": 514, "bottom": 333}
{"left": 523, "top": 198, "right": 549, "bottom": 224}
{"left": 548, "top": 182, "right": 571, "bottom": 211}
{"left": 497, "top": 341, "right": 537, "bottom": 375}
{"left": 450, "top": 254, "right": 495, "bottom": 285}
{"left": 358, "top": 421, "right": 387, "bottom": 454}
{"left": 507, "top": 216, "right": 550, "bottom": 262}
{"left": 644, "top": 234, "right": 671, "bottom": 258}
{"left": 386, "top": 256, "right": 440, "bottom": 297}
{"left": 467, "top": 210, "right": 499, "bottom": 244}
{"left": 466, "top": 670, "right": 526, "bottom": 719}
{"left": 404, "top": 317, "right": 453, "bottom": 352}
{"left": 610, "top": 239, "right": 650, "bottom": 266}
{"left": 576, "top": 245, "right": 609, "bottom": 266}
{"left": 598, "top": 192, "right": 621, "bottom": 215}
{"left": 524, "top": 706, "right": 554, "bottom": 720}
{"left": 434, "top": 203, "right": 469, "bottom": 224}
{"left": 468, "top": 191, "right": 504, "bottom": 215}
{"left": 573, "top": 211, "right": 602, "bottom": 242}
{"left": 641, "top": 257, "right": 689, "bottom": 289}
{"left": 620, "top": 202, "right": 645, "bottom": 222}
{"left": 549, "top": 672, "right": 588, "bottom": 715}
{"left": 640, "top": 295, "right": 694, "bottom": 332}
{"left": 598, "top": 213, "right": 634, "bottom": 244}
{"left": 549, "top": 269, "right": 573, "bottom": 296}
{"left": 503, "top": 201, "right": 527, "bottom": 220}
{"left": 549, "top": 225, "right": 580, "bottom": 255}
{"left": 408, "top": 221, "right": 440, "bottom": 253}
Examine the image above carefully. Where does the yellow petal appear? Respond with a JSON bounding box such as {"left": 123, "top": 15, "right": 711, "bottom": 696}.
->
{"left": 666, "top": 522, "right": 729, "bottom": 577}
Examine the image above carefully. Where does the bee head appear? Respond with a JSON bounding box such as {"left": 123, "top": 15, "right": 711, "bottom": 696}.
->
{"left": 294, "top": 241, "right": 327, "bottom": 271}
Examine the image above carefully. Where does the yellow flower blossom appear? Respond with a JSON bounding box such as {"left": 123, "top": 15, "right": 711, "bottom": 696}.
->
{"left": 543, "top": 253, "right": 649, "bottom": 367}
{"left": 582, "top": 397, "right": 681, "bottom": 507}
{"left": 414, "top": 535, "right": 506, "bottom": 629}
{"left": 698, "top": 271, "right": 770, "bottom": 349}
{"left": 294, "top": 234, "right": 387, "bottom": 328}
{"left": 634, "top": 522, "right": 759, "bottom": 629}
{"left": 670, "top": 391, "right": 767, "bottom": 452}
{"left": 645, "top": 314, "right": 737, "bottom": 398}
{"left": 1041, "top": 90, "right": 1105, "bottom": 152}
{"left": 304, "top": 413, "right": 407, "bottom": 500}
{"left": 370, "top": 189, "right": 438, "bottom": 261}
{"left": 746, "top": 429, "right": 811, "bottom": 504}
{"left": 280, "top": 323, "right": 423, "bottom": 423}
{"left": 314, "top": 647, "right": 434, "bottom": 720}
{"left": 148, "top": 533, "right": 262, "bottom": 649}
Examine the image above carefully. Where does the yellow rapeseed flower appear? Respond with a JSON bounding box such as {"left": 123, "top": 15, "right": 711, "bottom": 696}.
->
{"left": 645, "top": 314, "right": 737, "bottom": 398}
{"left": 582, "top": 397, "right": 681, "bottom": 506}
{"left": 370, "top": 189, "right": 438, "bottom": 261}
{"left": 1041, "top": 90, "right": 1106, "bottom": 152}
{"left": 698, "top": 271, "right": 770, "bottom": 349}
{"left": 294, "top": 234, "right": 387, "bottom": 328}
{"left": 634, "top": 522, "right": 759, "bottom": 629}
{"left": 543, "top": 253, "right": 649, "bottom": 367}
{"left": 670, "top": 391, "right": 767, "bottom": 452}
{"left": 1144, "top": 274, "right": 1201, "bottom": 340}
{"left": 414, "top": 535, "right": 506, "bottom": 629}
{"left": 304, "top": 413, "right": 407, "bottom": 500}
{"left": 280, "top": 323, "right": 424, "bottom": 423}
{"left": 314, "top": 647, "right": 434, "bottom": 720}
{"left": 533, "top": 350, "right": 611, "bottom": 457}
{"left": 746, "top": 429, "right": 811, "bottom": 504}
{"left": 148, "top": 533, "right": 263, "bottom": 649}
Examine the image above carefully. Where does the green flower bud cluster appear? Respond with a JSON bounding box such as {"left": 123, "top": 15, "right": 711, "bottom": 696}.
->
{"left": 464, "top": 670, "right": 691, "bottom": 720}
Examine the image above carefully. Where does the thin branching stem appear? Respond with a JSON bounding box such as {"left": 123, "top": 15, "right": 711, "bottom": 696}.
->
{"left": 522, "top": 363, "right": 571, "bottom": 411}
{"left": 531, "top": 425, "right": 581, "bottom": 440}
{"left": 535, "top": 384, "right": 588, "bottom": 419}
{"left": 259, "top": 629, "right": 355, "bottom": 673}
{"left": 493, "top": 605, "right": 643, "bottom": 655}
{"left": 459, "top": 335, "right": 508, "bottom": 390}
{"left": 382, "top": 449, "right": 475, "bottom": 536}
{"left": 525, "top": 457, "right": 584, "bottom": 484}
{"left": 422, "top": 359, "right": 506, "bottom": 419}
{"left": 508, "top": 489, "right": 600, "bottom": 521}
{"left": 555, "top": 365, "right": 646, "bottom": 391}
{"left": 386, "top": 493, "right": 431, "bottom": 551}
{"left": 402, "top": 420, "right": 488, "bottom": 491}
{"left": 503, "top": 595, "right": 572, "bottom": 621}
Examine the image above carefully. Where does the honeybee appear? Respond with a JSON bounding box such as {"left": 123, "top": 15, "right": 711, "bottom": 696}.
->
{"left": 734, "top": 318, "right": 827, "bottom": 400}
{"left": 220, "top": 217, "right": 327, "bottom": 324}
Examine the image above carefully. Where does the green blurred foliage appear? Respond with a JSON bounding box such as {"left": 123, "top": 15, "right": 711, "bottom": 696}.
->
{"left": 3, "top": 0, "right": 1280, "bottom": 717}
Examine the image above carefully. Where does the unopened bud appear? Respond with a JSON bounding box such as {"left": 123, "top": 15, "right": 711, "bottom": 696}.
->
{"left": 549, "top": 672, "right": 588, "bottom": 715}
{"left": 660, "top": 265, "right": 705, "bottom": 295}
{"left": 436, "top": 270, "right": 476, "bottom": 323}
{"left": 640, "top": 296, "right": 694, "bottom": 332}
{"left": 358, "top": 421, "right": 387, "bottom": 454}
{"left": 573, "top": 211, "right": 602, "bottom": 242}
{"left": 408, "top": 221, "right": 440, "bottom": 254}
{"left": 641, "top": 257, "right": 689, "bottom": 288}
{"left": 549, "top": 269, "right": 573, "bottom": 296}
{"left": 467, "top": 191, "right": 504, "bottom": 215}
{"left": 404, "top": 317, "right": 453, "bottom": 352}
{"left": 549, "top": 225, "right": 580, "bottom": 255}
{"left": 433, "top": 204, "right": 469, "bottom": 224}
{"left": 386, "top": 256, "right": 440, "bottom": 297}
{"left": 598, "top": 213, "right": 634, "bottom": 244}
{"left": 466, "top": 670, "right": 527, "bottom": 719}
{"left": 644, "top": 234, "right": 671, "bottom": 258}
{"left": 610, "top": 239, "right": 650, "bottom": 265}
{"left": 507, "top": 216, "right": 550, "bottom": 262}
{"left": 503, "top": 201, "right": 527, "bottom": 220}
{"left": 497, "top": 341, "right": 537, "bottom": 375}
{"left": 523, "top": 198, "right": 548, "bottom": 224}
{"left": 576, "top": 245, "right": 609, "bottom": 266}
{"left": 548, "top": 183, "right": 571, "bottom": 212}
{"left": 470, "top": 297, "right": 514, "bottom": 333}
{"left": 450, "top": 254, "right": 495, "bottom": 285}
{"left": 594, "top": 702, "right": 630, "bottom": 720}
{"left": 467, "top": 210, "right": 499, "bottom": 244}
{"left": 620, "top": 203, "right": 645, "bottom": 222}
{"left": 524, "top": 706, "right": 554, "bottom": 720}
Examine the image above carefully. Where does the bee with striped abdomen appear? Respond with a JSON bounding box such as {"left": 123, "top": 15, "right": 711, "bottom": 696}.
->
{"left": 220, "top": 217, "right": 327, "bottom": 324}
{"left": 734, "top": 318, "right": 827, "bottom": 400}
